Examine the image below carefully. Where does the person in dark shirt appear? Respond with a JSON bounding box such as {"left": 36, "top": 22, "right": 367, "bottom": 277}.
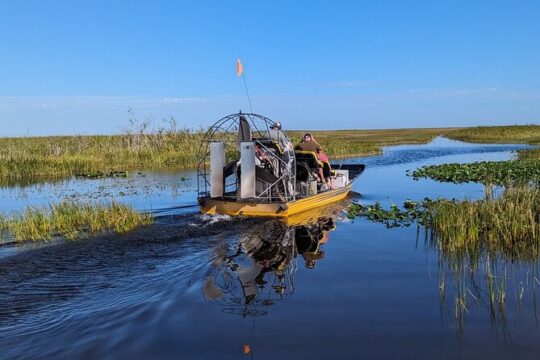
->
{"left": 295, "top": 133, "right": 321, "bottom": 153}
{"left": 295, "top": 133, "right": 330, "bottom": 188}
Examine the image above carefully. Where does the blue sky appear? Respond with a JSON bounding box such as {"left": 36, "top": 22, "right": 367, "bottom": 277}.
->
{"left": 0, "top": 0, "right": 539, "bottom": 135}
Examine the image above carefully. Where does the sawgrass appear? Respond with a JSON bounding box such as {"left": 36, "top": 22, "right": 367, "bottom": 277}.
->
{"left": 2, "top": 201, "right": 153, "bottom": 242}
{"left": 286, "top": 127, "right": 456, "bottom": 158}
{"left": 2, "top": 123, "right": 537, "bottom": 183}
{"left": 0, "top": 130, "right": 205, "bottom": 182}
{"left": 445, "top": 124, "right": 540, "bottom": 145}
{"left": 349, "top": 186, "right": 540, "bottom": 259}
{"left": 0, "top": 126, "right": 454, "bottom": 183}
{"left": 518, "top": 148, "right": 540, "bottom": 160}
{"left": 431, "top": 187, "right": 540, "bottom": 259}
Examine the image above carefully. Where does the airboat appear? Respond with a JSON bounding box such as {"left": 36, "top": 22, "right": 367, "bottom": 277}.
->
{"left": 197, "top": 113, "right": 365, "bottom": 217}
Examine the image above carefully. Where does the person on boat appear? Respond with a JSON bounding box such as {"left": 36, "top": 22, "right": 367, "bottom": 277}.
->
{"left": 254, "top": 143, "right": 271, "bottom": 168}
{"left": 269, "top": 121, "right": 293, "bottom": 152}
{"left": 254, "top": 142, "right": 288, "bottom": 200}
{"left": 268, "top": 121, "right": 295, "bottom": 199}
{"left": 310, "top": 135, "right": 330, "bottom": 163}
{"left": 295, "top": 133, "right": 331, "bottom": 188}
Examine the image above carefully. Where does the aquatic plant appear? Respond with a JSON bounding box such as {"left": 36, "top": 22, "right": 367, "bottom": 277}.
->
{"left": 349, "top": 187, "right": 540, "bottom": 259}
{"left": 436, "top": 251, "right": 522, "bottom": 337}
{"left": 518, "top": 148, "right": 540, "bottom": 160}
{"left": 75, "top": 170, "right": 129, "bottom": 179}
{"left": 2, "top": 201, "right": 153, "bottom": 242}
{"left": 409, "top": 159, "right": 540, "bottom": 186}
{"left": 350, "top": 186, "right": 540, "bottom": 332}
{"left": 347, "top": 199, "right": 437, "bottom": 228}
{"left": 432, "top": 187, "right": 540, "bottom": 258}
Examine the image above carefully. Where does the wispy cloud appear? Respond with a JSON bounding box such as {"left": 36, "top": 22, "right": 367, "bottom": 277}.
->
{"left": 0, "top": 96, "right": 212, "bottom": 112}
{"left": 318, "top": 81, "right": 381, "bottom": 88}
{"left": 0, "top": 89, "right": 539, "bottom": 136}
{"left": 396, "top": 87, "right": 540, "bottom": 101}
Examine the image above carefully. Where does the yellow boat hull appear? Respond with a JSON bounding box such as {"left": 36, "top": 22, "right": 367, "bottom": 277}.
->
{"left": 198, "top": 184, "right": 352, "bottom": 217}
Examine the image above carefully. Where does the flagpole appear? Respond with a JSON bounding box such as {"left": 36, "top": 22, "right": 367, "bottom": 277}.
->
{"left": 241, "top": 72, "right": 254, "bottom": 113}
{"left": 237, "top": 58, "right": 253, "bottom": 113}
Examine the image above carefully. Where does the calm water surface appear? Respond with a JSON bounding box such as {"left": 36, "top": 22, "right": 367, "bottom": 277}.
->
{"left": 1, "top": 138, "right": 539, "bottom": 359}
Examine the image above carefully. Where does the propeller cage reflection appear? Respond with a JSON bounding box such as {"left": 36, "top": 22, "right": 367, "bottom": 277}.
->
{"left": 203, "top": 215, "right": 337, "bottom": 317}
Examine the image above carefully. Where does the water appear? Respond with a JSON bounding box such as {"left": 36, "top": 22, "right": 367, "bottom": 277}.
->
{"left": 1, "top": 138, "right": 538, "bottom": 359}
{"left": 0, "top": 170, "right": 198, "bottom": 214}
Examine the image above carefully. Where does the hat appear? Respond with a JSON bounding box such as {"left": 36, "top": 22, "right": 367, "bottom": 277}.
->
{"left": 271, "top": 121, "right": 282, "bottom": 130}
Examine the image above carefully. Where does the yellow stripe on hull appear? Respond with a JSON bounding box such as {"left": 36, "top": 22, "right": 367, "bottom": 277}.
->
{"left": 198, "top": 184, "right": 352, "bottom": 217}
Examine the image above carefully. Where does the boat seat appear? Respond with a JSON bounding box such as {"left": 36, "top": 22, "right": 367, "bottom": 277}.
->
{"left": 296, "top": 161, "right": 315, "bottom": 182}
{"left": 295, "top": 150, "right": 323, "bottom": 167}
{"left": 256, "top": 165, "right": 279, "bottom": 184}
{"left": 294, "top": 150, "right": 333, "bottom": 178}
{"left": 254, "top": 138, "right": 284, "bottom": 155}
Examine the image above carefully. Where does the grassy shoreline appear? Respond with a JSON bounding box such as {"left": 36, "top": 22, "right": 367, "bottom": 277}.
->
{"left": 349, "top": 186, "right": 540, "bottom": 259}
{"left": 445, "top": 125, "right": 540, "bottom": 144}
{"left": 0, "top": 124, "right": 538, "bottom": 182}
{"left": 0, "top": 127, "right": 455, "bottom": 181}
{"left": 0, "top": 201, "right": 153, "bottom": 242}
{"left": 287, "top": 127, "right": 457, "bottom": 158}
{"left": 350, "top": 127, "right": 540, "bottom": 259}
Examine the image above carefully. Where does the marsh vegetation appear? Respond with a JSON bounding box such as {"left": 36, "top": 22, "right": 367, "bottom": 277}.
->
{"left": 410, "top": 159, "right": 540, "bottom": 186}
{"left": 446, "top": 124, "right": 540, "bottom": 145}
{"left": 0, "top": 118, "right": 455, "bottom": 183}
{"left": 518, "top": 148, "right": 540, "bottom": 160}
{"left": 2, "top": 128, "right": 538, "bottom": 358}
{"left": 0, "top": 123, "right": 536, "bottom": 184}
{"left": 351, "top": 151, "right": 539, "bottom": 257}
{"left": 287, "top": 127, "right": 454, "bottom": 158}
{"left": 0, "top": 118, "right": 206, "bottom": 183}
{"left": 349, "top": 135, "right": 540, "bottom": 329}
{"left": 0, "top": 201, "right": 153, "bottom": 242}
{"left": 351, "top": 187, "right": 539, "bottom": 256}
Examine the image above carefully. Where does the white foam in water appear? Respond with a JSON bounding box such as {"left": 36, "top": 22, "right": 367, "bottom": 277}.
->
{"left": 197, "top": 214, "right": 232, "bottom": 225}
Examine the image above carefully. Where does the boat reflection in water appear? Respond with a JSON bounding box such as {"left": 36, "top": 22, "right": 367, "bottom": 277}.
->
{"left": 202, "top": 205, "right": 344, "bottom": 317}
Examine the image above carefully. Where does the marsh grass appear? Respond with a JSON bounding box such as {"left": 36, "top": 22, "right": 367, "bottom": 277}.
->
{"left": 437, "top": 253, "right": 518, "bottom": 336}
{"left": 3, "top": 123, "right": 536, "bottom": 184}
{"left": 0, "top": 123, "right": 454, "bottom": 183}
{"left": 350, "top": 189, "right": 539, "bottom": 331}
{"left": 287, "top": 127, "right": 454, "bottom": 158}
{"left": 349, "top": 187, "right": 540, "bottom": 258}
{"left": 0, "top": 117, "right": 206, "bottom": 182}
{"left": 431, "top": 187, "right": 540, "bottom": 258}
{"left": 519, "top": 148, "right": 540, "bottom": 160}
{"left": 2, "top": 201, "right": 153, "bottom": 242}
{"left": 446, "top": 125, "right": 540, "bottom": 145}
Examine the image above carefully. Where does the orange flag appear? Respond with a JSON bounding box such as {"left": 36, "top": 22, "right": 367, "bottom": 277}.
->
{"left": 236, "top": 58, "right": 243, "bottom": 77}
